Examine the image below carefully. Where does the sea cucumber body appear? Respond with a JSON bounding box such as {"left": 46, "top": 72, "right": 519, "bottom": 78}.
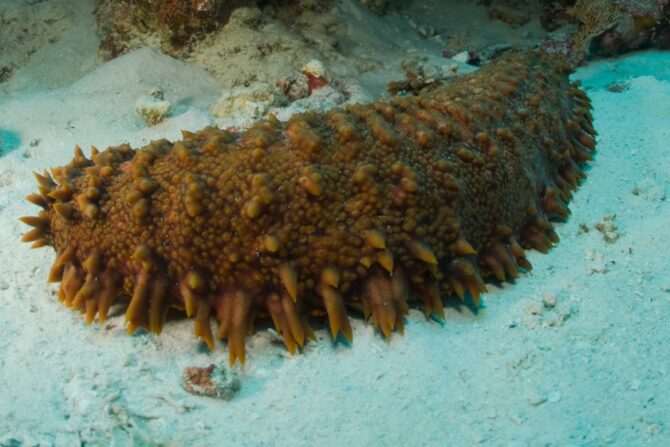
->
{"left": 22, "top": 51, "right": 596, "bottom": 364}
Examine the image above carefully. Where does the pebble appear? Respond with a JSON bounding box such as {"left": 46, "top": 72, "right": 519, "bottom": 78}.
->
{"left": 527, "top": 390, "right": 547, "bottom": 406}
{"left": 526, "top": 303, "right": 542, "bottom": 316}
{"left": 452, "top": 51, "right": 471, "bottom": 64}
{"left": 630, "top": 379, "right": 641, "bottom": 391}
{"left": 542, "top": 292, "right": 557, "bottom": 309}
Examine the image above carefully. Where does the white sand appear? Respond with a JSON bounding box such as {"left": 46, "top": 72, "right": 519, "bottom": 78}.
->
{"left": 1, "top": 2, "right": 669, "bottom": 445}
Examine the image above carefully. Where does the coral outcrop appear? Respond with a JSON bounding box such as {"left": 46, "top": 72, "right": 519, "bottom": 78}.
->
{"left": 20, "top": 51, "right": 596, "bottom": 365}
{"left": 96, "top": 0, "right": 257, "bottom": 58}
{"left": 538, "top": 0, "right": 670, "bottom": 63}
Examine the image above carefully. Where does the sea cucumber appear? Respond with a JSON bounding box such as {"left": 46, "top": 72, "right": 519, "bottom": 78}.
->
{"left": 20, "top": 50, "right": 596, "bottom": 365}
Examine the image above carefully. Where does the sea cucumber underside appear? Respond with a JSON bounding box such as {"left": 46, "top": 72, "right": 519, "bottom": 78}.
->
{"left": 20, "top": 50, "right": 596, "bottom": 365}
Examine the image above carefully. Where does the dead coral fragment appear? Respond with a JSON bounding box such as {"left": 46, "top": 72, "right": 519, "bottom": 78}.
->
{"left": 136, "top": 89, "right": 172, "bottom": 126}
{"left": 181, "top": 363, "right": 240, "bottom": 400}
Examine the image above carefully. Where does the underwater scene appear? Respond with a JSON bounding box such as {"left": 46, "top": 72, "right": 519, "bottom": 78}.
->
{"left": 1, "top": 0, "right": 669, "bottom": 445}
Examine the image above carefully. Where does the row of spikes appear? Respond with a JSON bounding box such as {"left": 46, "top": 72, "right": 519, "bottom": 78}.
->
{"left": 478, "top": 226, "right": 533, "bottom": 282}
{"left": 48, "top": 240, "right": 490, "bottom": 365}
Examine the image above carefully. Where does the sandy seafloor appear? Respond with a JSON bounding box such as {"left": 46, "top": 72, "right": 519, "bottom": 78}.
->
{"left": 1, "top": 3, "right": 670, "bottom": 447}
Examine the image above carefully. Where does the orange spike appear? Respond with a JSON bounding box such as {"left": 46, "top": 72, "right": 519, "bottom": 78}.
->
{"left": 228, "top": 291, "right": 252, "bottom": 366}
{"left": 97, "top": 271, "right": 121, "bottom": 324}
{"left": 281, "top": 294, "right": 306, "bottom": 347}
{"left": 26, "top": 193, "right": 49, "bottom": 209}
{"left": 194, "top": 300, "right": 215, "bottom": 350}
{"left": 148, "top": 278, "right": 169, "bottom": 334}
{"left": 85, "top": 296, "right": 98, "bottom": 325}
{"left": 266, "top": 294, "right": 297, "bottom": 354}
{"left": 61, "top": 264, "right": 84, "bottom": 308}
{"left": 126, "top": 271, "right": 149, "bottom": 333}
{"left": 279, "top": 263, "right": 298, "bottom": 302}
{"left": 319, "top": 285, "right": 353, "bottom": 343}
{"left": 21, "top": 228, "right": 43, "bottom": 243}
{"left": 407, "top": 240, "right": 438, "bottom": 265}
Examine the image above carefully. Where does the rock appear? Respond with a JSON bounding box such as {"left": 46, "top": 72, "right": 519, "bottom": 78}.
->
{"left": 96, "top": 0, "right": 257, "bottom": 59}
{"left": 212, "top": 83, "right": 280, "bottom": 128}
{"left": 181, "top": 363, "right": 241, "bottom": 400}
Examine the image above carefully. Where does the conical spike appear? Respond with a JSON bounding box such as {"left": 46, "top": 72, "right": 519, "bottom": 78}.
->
{"left": 72, "top": 275, "right": 98, "bottom": 310}
{"left": 180, "top": 285, "right": 198, "bottom": 319}
{"left": 85, "top": 295, "right": 98, "bottom": 324}
{"left": 495, "top": 225, "right": 513, "bottom": 237}
{"left": 364, "top": 229, "right": 386, "bottom": 249}
{"left": 279, "top": 263, "right": 298, "bottom": 302}
{"left": 82, "top": 251, "right": 102, "bottom": 273}
{"left": 19, "top": 215, "right": 48, "bottom": 228}
{"left": 194, "top": 299, "right": 215, "bottom": 350}
{"left": 266, "top": 294, "right": 296, "bottom": 354}
{"left": 450, "top": 238, "right": 476, "bottom": 255}
{"left": 97, "top": 271, "right": 121, "bottom": 324}
{"left": 407, "top": 240, "right": 438, "bottom": 265}
{"left": 282, "top": 294, "right": 306, "bottom": 347}
{"left": 392, "top": 269, "right": 410, "bottom": 316}
{"left": 377, "top": 250, "right": 394, "bottom": 274}
{"left": 53, "top": 202, "right": 74, "bottom": 220}
{"left": 47, "top": 184, "right": 73, "bottom": 202}
{"left": 321, "top": 266, "right": 340, "bottom": 289}
{"left": 303, "top": 321, "right": 317, "bottom": 342}
{"left": 492, "top": 244, "right": 519, "bottom": 279}
{"left": 319, "top": 285, "right": 353, "bottom": 343}
{"left": 181, "top": 270, "right": 204, "bottom": 317}
{"left": 363, "top": 274, "right": 396, "bottom": 339}
{"left": 48, "top": 247, "right": 75, "bottom": 282}
{"left": 483, "top": 256, "right": 506, "bottom": 281}
{"left": 228, "top": 291, "right": 252, "bottom": 366}
{"left": 424, "top": 283, "right": 445, "bottom": 321}
{"left": 21, "top": 228, "right": 44, "bottom": 243}
{"left": 26, "top": 193, "right": 49, "bottom": 209}
{"left": 149, "top": 278, "right": 169, "bottom": 334}
{"left": 215, "top": 292, "right": 233, "bottom": 340}
{"left": 508, "top": 237, "right": 525, "bottom": 260}
{"left": 525, "top": 228, "right": 551, "bottom": 253}
{"left": 61, "top": 264, "right": 84, "bottom": 308}
{"left": 453, "top": 258, "right": 487, "bottom": 304}
{"left": 31, "top": 239, "right": 48, "bottom": 249}
{"left": 34, "top": 171, "right": 56, "bottom": 192}
{"left": 361, "top": 295, "right": 371, "bottom": 320}
{"left": 518, "top": 257, "right": 533, "bottom": 271}
{"left": 73, "top": 145, "right": 89, "bottom": 165}
{"left": 266, "top": 294, "right": 282, "bottom": 333}
{"left": 126, "top": 271, "right": 149, "bottom": 333}
{"left": 449, "top": 276, "right": 465, "bottom": 300}
{"left": 131, "top": 244, "right": 154, "bottom": 271}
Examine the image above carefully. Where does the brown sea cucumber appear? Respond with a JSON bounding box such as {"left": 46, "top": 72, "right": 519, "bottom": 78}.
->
{"left": 20, "top": 50, "right": 596, "bottom": 365}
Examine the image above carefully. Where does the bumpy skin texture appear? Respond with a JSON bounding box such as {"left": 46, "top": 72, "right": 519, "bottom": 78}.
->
{"left": 21, "top": 51, "right": 596, "bottom": 365}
